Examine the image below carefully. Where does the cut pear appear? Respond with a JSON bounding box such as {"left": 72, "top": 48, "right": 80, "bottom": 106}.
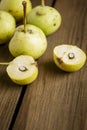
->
{"left": 53, "top": 44, "right": 86, "bottom": 72}
{"left": 6, "top": 55, "right": 38, "bottom": 85}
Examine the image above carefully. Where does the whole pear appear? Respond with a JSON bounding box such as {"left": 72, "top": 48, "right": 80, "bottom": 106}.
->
{"left": 27, "top": 5, "right": 62, "bottom": 36}
{"left": 0, "top": 0, "right": 32, "bottom": 22}
{"left": 9, "top": 24, "right": 47, "bottom": 59}
{"left": 0, "top": 10, "right": 16, "bottom": 44}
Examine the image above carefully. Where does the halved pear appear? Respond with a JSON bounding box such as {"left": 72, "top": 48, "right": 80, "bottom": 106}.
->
{"left": 6, "top": 55, "right": 38, "bottom": 85}
{"left": 53, "top": 44, "right": 86, "bottom": 72}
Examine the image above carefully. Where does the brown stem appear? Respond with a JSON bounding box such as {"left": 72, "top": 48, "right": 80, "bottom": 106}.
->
{"left": 0, "top": 62, "right": 10, "bottom": 65}
{"left": 22, "top": 1, "right": 27, "bottom": 33}
{"left": 41, "top": 0, "right": 45, "bottom": 6}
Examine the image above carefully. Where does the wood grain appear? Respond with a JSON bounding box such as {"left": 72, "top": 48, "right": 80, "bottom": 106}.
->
{"left": 0, "top": 0, "right": 87, "bottom": 130}
{"left": 12, "top": 0, "right": 87, "bottom": 130}
{"left": 0, "top": 45, "right": 23, "bottom": 130}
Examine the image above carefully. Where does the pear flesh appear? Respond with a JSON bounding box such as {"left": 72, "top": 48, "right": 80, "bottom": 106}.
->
{"left": 9, "top": 24, "right": 47, "bottom": 59}
{"left": 0, "top": 0, "right": 32, "bottom": 22}
{"left": 53, "top": 45, "right": 86, "bottom": 72}
{"left": 6, "top": 55, "right": 38, "bottom": 85}
{"left": 0, "top": 11, "right": 16, "bottom": 44}
{"left": 27, "top": 6, "right": 62, "bottom": 36}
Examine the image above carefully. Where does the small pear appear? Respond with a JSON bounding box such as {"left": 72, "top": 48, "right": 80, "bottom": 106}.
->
{"left": 9, "top": 1, "right": 47, "bottom": 59}
{"left": 27, "top": 0, "right": 62, "bottom": 36}
{"left": 0, "top": 10, "right": 16, "bottom": 44}
{"left": 53, "top": 44, "right": 86, "bottom": 72}
{"left": 9, "top": 24, "right": 47, "bottom": 59}
{"left": 0, "top": 0, "right": 32, "bottom": 22}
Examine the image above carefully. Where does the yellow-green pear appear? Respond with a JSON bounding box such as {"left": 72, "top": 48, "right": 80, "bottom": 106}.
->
{"left": 6, "top": 55, "right": 38, "bottom": 85}
{"left": 9, "top": 24, "right": 47, "bottom": 59}
{"left": 0, "top": 0, "right": 32, "bottom": 22}
{"left": 27, "top": 0, "right": 62, "bottom": 36}
{"left": 53, "top": 44, "right": 86, "bottom": 72}
{"left": 0, "top": 10, "right": 16, "bottom": 44}
{"left": 9, "top": 1, "right": 47, "bottom": 59}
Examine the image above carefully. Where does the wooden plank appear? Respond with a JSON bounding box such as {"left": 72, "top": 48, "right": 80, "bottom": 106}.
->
{"left": 0, "top": 44, "right": 23, "bottom": 130}
{"left": 13, "top": 0, "right": 87, "bottom": 130}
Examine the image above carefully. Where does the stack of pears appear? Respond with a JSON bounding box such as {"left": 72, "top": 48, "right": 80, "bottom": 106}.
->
{"left": 0, "top": 0, "right": 86, "bottom": 85}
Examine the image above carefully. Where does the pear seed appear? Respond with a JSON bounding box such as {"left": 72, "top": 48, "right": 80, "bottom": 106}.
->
{"left": 68, "top": 52, "right": 75, "bottom": 59}
{"left": 18, "top": 66, "right": 28, "bottom": 72}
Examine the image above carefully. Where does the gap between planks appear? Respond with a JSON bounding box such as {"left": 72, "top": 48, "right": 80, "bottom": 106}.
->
{"left": 8, "top": 0, "right": 57, "bottom": 129}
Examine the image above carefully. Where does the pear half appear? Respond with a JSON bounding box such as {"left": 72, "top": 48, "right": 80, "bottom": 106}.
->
{"left": 53, "top": 45, "right": 86, "bottom": 72}
{"left": 6, "top": 55, "right": 38, "bottom": 85}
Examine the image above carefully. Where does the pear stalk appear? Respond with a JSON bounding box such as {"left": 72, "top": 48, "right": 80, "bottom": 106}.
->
{"left": 0, "top": 62, "right": 10, "bottom": 65}
{"left": 22, "top": 1, "right": 27, "bottom": 33}
{"left": 41, "top": 0, "right": 45, "bottom": 6}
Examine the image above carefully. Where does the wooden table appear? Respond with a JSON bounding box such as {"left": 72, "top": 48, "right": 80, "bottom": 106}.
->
{"left": 0, "top": 0, "right": 87, "bottom": 130}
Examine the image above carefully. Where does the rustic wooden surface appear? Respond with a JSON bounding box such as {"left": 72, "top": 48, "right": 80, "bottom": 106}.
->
{"left": 0, "top": 0, "right": 87, "bottom": 130}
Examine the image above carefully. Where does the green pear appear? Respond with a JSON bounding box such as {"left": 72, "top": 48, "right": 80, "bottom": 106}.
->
{"left": 6, "top": 55, "right": 38, "bottom": 85}
{"left": 27, "top": 0, "right": 62, "bottom": 36}
{"left": 0, "top": 0, "right": 32, "bottom": 22}
{"left": 0, "top": 10, "right": 16, "bottom": 44}
{"left": 9, "top": 24, "right": 47, "bottom": 59}
{"left": 53, "top": 44, "right": 86, "bottom": 72}
{"left": 9, "top": 1, "right": 47, "bottom": 59}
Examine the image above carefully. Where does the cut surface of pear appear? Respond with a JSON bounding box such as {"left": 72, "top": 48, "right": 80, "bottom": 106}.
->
{"left": 9, "top": 24, "right": 47, "bottom": 59}
{"left": 27, "top": 6, "right": 62, "bottom": 36}
{"left": 0, "top": 0, "right": 32, "bottom": 22}
{"left": 0, "top": 10, "right": 16, "bottom": 44}
{"left": 53, "top": 44, "right": 86, "bottom": 72}
{"left": 6, "top": 55, "right": 38, "bottom": 85}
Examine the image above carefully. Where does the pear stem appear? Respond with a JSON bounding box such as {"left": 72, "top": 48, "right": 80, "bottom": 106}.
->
{"left": 22, "top": 1, "right": 27, "bottom": 33}
{"left": 0, "top": 62, "right": 10, "bottom": 65}
{"left": 41, "top": 0, "right": 45, "bottom": 6}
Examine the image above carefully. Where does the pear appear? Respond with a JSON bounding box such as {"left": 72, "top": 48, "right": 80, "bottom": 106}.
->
{"left": 9, "top": 1, "right": 47, "bottom": 59}
{"left": 0, "top": 55, "right": 38, "bottom": 85}
{"left": 7, "top": 55, "right": 38, "bottom": 85}
{"left": 53, "top": 44, "right": 86, "bottom": 72}
{"left": 0, "top": 10, "right": 16, "bottom": 44}
{"left": 27, "top": 0, "right": 62, "bottom": 36}
{"left": 0, "top": 0, "right": 32, "bottom": 22}
{"left": 9, "top": 24, "right": 47, "bottom": 59}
